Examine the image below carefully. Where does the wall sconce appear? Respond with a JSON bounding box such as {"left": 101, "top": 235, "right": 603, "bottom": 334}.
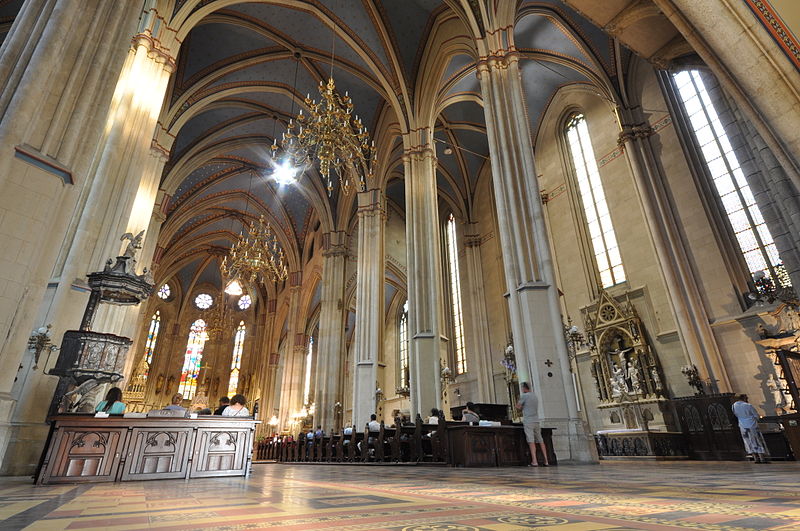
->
{"left": 375, "top": 387, "right": 384, "bottom": 402}
{"left": 27, "top": 324, "right": 59, "bottom": 370}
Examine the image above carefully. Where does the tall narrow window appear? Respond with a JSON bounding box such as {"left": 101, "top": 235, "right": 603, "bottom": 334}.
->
{"left": 303, "top": 336, "right": 314, "bottom": 406}
{"left": 143, "top": 310, "right": 161, "bottom": 378}
{"left": 446, "top": 214, "right": 467, "bottom": 374}
{"left": 178, "top": 319, "right": 207, "bottom": 400}
{"left": 399, "top": 300, "right": 409, "bottom": 388}
{"left": 566, "top": 114, "right": 626, "bottom": 288}
{"left": 673, "top": 70, "right": 787, "bottom": 287}
{"left": 228, "top": 321, "right": 246, "bottom": 397}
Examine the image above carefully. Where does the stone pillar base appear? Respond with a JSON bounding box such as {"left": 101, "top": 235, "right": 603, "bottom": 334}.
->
{"left": 546, "top": 417, "right": 599, "bottom": 463}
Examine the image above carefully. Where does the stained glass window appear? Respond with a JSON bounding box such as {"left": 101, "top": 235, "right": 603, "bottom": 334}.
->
{"left": 446, "top": 214, "right": 467, "bottom": 375}
{"left": 399, "top": 300, "right": 409, "bottom": 388}
{"left": 157, "top": 284, "right": 170, "bottom": 300}
{"left": 566, "top": 114, "right": 626, "bottom": 288}
{"left": 673, "top": 70, "right": 788, "bottom": 288}
{"left": 303, "top": 336, "right": 314, "bottom": 406}
{"left": 228, "top": 321, "right": 246, "bottom": 397}
{"left": 195, "top": 293, "right": 213, "bottom": 309}
{"left": 178, "top": 319, "right": 207, "bottom": 399}
{"left": 238, "top": 294, "right": 252, "bottom": 310}
{"left": 143, "top": 310, "right": 160, "bottom": 377}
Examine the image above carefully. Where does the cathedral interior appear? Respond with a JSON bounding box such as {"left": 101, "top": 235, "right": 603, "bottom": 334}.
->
{"left": 1, "top": 0, "right": 800, "bottom": 529}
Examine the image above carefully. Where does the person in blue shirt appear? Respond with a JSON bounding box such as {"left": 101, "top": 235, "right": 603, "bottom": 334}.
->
{"left": 95, "top": 387, "right": 126, "bottom": 414}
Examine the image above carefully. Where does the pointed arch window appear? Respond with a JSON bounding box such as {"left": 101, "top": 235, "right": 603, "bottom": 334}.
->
{"left": 178, "top": 319, "right": 207, "bottom": 400}
{"left": 143, "top": 310, "right": 161, "bottom": 377}
{"left": 228, "top": 321, "right": 246, "bottom": 397}
{"left": 566, "top": 113, "right": 626, "bottom": 288}
{"left": 446, "top": 214, "right": 467, "bottom": 375}
{"left": 672, "top": 70, "right": 788, "bottom": 288}
{"left": 399, "top": 300, "right": 409, "bottom": 388}
{"left": 303, "top": 336, "right": 314, "bottom": 406}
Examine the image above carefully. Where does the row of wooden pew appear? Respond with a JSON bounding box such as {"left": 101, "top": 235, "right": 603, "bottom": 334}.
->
{"left": 256, "top": 414, "right": 464, "bottom": 464}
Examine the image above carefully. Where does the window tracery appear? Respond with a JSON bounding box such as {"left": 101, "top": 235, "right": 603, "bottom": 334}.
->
{"left": 566, "top": 113, "right": 626, "bottom": 288}
{"left": 673, "top": 70, "right": 788, "bottom": 289}
{"left": 446, "top": 214, "right": 467, "bottom": 375}
{"left": 178, "top": 319, "right": 207, "bottom": 400}
{"left": 228, "top": 321, "right": 245, "bottom": 397}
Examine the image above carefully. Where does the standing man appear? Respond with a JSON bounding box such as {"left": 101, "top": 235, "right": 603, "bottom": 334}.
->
{"left": 516, "top": 382, "right": 549, "bottom": 467}
{"left": 732, "top": 394, "right": 769, "bottom": 463}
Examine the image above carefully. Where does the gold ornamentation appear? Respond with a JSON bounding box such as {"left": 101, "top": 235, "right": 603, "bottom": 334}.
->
{"left": 221, "top": 215, "right": 288, "bottom": 288}
{"left": 273, "top": 77, "right": 376, "bottom": 195}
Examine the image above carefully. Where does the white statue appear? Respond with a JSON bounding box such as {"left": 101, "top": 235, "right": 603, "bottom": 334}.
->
{"left": 767, "top": 374, "right": 787, "bottom": 408}
{"left": 610, "top": 363, "right": 625, "bottom": 398}
{"left": 120, "top": 230, "right": 145, "bottom": 259}
{"left": 651, "top": 367, "right": 663, "bottom": 392}
{"left": 627, "top": 361, "right": 641, "bottom": 393}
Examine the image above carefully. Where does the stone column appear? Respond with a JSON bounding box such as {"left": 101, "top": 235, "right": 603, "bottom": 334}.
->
{"left": 477, "top": 48, "right": 594, "bottom": 462}
{"left": 0, "top": 1, "right": 150, "bottom": 475}
{"left": 352, "top": 189, "right": 385, "bottom": 429}
{"left": 403, "top": 132, "right": 449, "bottom": 419}
{"left": 461, "top": 224, "right": 495, "bottom": 402}
{"left": 314, "top": 231, "right": 347, "bottom": 432}
{"left": 277, "top": 273, "right": 304, "bottom": 432}
{"left": 617, "top": 109, "right": 731, "bottom": 392}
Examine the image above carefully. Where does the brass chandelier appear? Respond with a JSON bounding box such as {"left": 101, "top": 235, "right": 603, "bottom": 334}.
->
{"left": 203, "top": 293, "right": 232, "bottom": 341}
{"left": 271, "top": 77, "right": 377, "bottom": 195}
{"left": 221, "top": 214, "right": 288, "bottom": 290}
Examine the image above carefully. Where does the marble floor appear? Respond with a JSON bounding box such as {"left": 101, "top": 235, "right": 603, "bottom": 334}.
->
{"left": 1, "top": 461, "right": 799, "bottom": 530}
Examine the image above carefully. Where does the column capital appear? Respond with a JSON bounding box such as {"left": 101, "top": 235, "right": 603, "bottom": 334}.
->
{"left": 476, "top": 46, "right": 521, "bottom": 78}
{"left": 322, "top": 230, "right": 348, "bottom": 257}
{"left": 357, "top": 188, "right": 386, "bottom": 218}
{"left": 289, "top": 271, "right": 302, "bottom": 288}
{"left": 131, "top": 32, "right": 176, "bottom": 72}
{"left": 464, "top": 234, "right": 482, "bottom": 248}
{"left": 617, "top": 124, "right": 655, "bottom": 146}
{"left": 150, "top": 139, "right": 170, "bottom": 163}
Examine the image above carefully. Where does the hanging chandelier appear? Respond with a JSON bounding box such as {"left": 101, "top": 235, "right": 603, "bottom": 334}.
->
{"left": 221, "top": 214, "right": 288, "bottom": 290}
{"left": 271, "top": 77, "right": 377, "bottom": 195}
{"left": 204, "top": 293, "right": 232, "bottom": 341}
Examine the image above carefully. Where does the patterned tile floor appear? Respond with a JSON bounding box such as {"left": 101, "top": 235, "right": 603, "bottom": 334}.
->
{"left": 1, "top": 461, "right": 799, "bottom": 530}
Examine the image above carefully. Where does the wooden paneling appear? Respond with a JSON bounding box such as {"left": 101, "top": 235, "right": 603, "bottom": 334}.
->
{"left": 37, "top": 415, "right": 258, "bottom": 484}
{"left": 121, "top": 427, "right": 193, "bottom": 480}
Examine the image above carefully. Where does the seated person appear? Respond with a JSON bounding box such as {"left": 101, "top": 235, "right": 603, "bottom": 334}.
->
{"left": 426, "top": 408, "right": 440, "bottom": 424}
{"left": 164, "top": 393, "right": 186, "bottom": 412}
{"left": 197, "top": 407, "right": 212, "bottom": 415}
{"left": 367, "top": 414, "right": 381, "bottom": 432}
{"left": 95, "top": 387, "right": 126, "bottom": 414}
{"left": 221, "top": 394, "right": 250, "bottom": 416}
{"left": 214, "top": 396, "right": 230, "bottom": 415}
{"left": 461, "top": 402, "right": 480, "bottom": 423}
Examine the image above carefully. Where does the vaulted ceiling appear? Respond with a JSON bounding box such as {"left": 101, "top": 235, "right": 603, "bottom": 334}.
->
{"left": 0, "top": 0, "right": 672, "bottom": 308}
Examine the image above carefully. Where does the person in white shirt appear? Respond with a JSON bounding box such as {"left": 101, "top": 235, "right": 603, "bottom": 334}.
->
{"left": 426, "top": 408, "right": 440, "bottom": 425}
{"left": 732, "top": 394, "right": 769, "bottom": 463}
{"left": 367, "top": 414, "right": 381, "bottom": 432}
{"left": 221, "top": 394, "right": 250, "bottom": 417}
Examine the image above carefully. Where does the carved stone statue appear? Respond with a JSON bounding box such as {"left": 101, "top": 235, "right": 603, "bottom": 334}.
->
{"left": 610, "top": 362, "right": 625, "bottom": 398}
{"left": 627, "top": 360, "right": 641, "bottom": 393}
{"left": 767, "top": 373, "right": 787, "bottom": 409}
{"left": 120, "top": 230, "right": 145, "bottom": 259}
{"left": 650, "top": 367, "right": 662, "bottom": 392}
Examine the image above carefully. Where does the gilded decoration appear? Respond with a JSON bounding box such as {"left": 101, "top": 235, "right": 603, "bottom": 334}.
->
{"left": 581, "top": 290, "right": 666, "bottom": 409}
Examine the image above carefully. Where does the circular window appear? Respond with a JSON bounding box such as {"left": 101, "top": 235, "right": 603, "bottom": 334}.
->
{"left": 195, "top": 293, "right": 213, "bottom": 309}
{"left": 238, "top": 294, "right": 252, "bottom": 310}
{"left": 157, "top": 284, "right": 171, "bottom": 300}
